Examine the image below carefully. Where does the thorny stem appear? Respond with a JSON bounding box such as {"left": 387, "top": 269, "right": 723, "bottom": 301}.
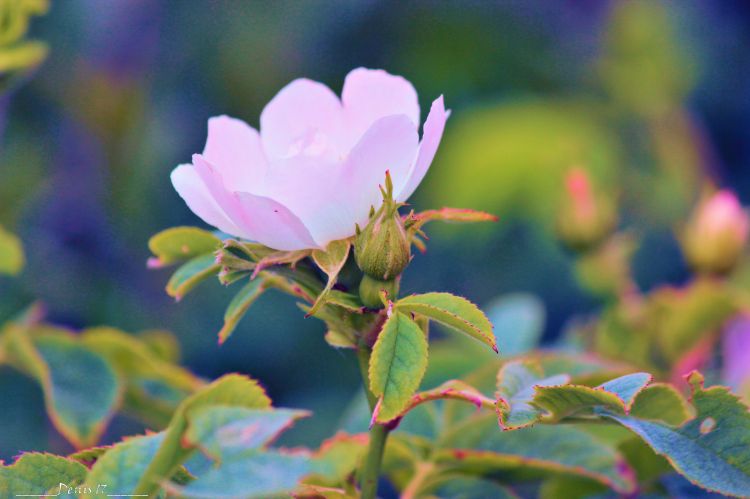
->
{"left": 357, "top": 342, "right": 390, "bottom": 499}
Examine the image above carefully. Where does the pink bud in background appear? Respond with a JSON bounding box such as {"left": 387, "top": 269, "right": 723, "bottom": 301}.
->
{"left": 556, "top": 167, "right": 616, "bottom": 251}
{"left": 171, "top": 68, "right": 448, "bottom": 251}
{"left": 683, "top": 190, "right": 749, "bottom": 275}
{"left": 696, "top": 191, "right": 749, "bottom": 242}
{"left": 566, "top": 167, "right": 596, "bottom": 221}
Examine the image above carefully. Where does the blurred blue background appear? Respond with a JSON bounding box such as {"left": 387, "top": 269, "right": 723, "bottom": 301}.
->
{"left": 2, "top": 0, "right": 750, "bottom": 460}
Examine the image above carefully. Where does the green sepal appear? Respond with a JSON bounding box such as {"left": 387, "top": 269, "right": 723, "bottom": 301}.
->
{"left": 308, "top": 239, "right": 351, "bottom": 316}
{"left": 166, "top": 253, "right": 220, "bottom": 300}
{"left": 218, "top": 277, "right": 267, "bottom": 345}
{"left": 148, "top": 226, "right": 221, "bottom": 268}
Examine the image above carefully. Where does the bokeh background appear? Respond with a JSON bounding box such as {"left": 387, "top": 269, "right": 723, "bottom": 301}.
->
{"left": 2, "top": 0, "right": 750, "bottom": 461}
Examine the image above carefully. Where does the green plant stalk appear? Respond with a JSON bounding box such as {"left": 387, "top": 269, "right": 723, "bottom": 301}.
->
{"left": 357, "top": 344, "right": 390, "bottom": 499}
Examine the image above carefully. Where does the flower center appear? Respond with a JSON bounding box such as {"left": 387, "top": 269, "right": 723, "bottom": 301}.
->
{"left": 285, "top": 128, "right": 332, "bottom": 158}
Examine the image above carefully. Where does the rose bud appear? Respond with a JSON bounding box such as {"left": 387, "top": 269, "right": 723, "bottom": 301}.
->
{"left": 354, "top": 172, "right": 411, "bottom": 282}
{"left": 682, "top": 190, "right": 749, "bottom": 275}
{"left": 556, "top": 167, "right": 616, "bottom": 251}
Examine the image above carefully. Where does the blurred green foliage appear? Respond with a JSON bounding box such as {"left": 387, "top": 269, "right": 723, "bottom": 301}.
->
{"left": 425, "top": 99, "right": 619, "bottom": 226}
{"left": 0, "top": 0, "right": 48, "bottom": 93}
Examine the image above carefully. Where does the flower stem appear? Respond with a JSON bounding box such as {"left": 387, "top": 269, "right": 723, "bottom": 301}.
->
{"left": 361, "top": 423, "right": 389, "bottom": 499}
{"left": 357, "top": 344, "right": 390, "bottom": 499}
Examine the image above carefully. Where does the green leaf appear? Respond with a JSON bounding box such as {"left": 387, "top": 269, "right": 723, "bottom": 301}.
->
{"left": 86, "top": 433, "right": 167, "bottom": 495}
{"left": 629, "top": 382, "right": 692, "bottom": 425}
{"left": 437, "top": 416, "right": 636, "bottom": 494}
{"left": 601, "top": 373, "right": 750, "bottom": 497}
{"left": 134, "top": 374, "right": 271, "bottom": 496}
{"left": 148, "top": 226, "right": 221, "bottom": 268}
{"left": 218, "top": 277, "right": 267, "bottom": 345}
{"left": 167, "top": 450, "right": 311, "bottom": 499}
{"left": 166, "top": 253, "right": 220, "bottom": 300}
{"left": 538, "top": 476, "right": 609, "bottom": 499}
{"left": 171, "top": 404, "right": 311, "bottom": 498}
{"left": 618, "top": 437, "right": 673, "bottom": 486}
{"left": 80, "top": 327, "right": 203, "bottom": 428}
{"left": 486, "top": 293, "right": 544, "bottom": 356}
{"left": 0, "top": 225, "right": 24, "bottom": 275}
{"left": 533, "top": 372, "right": 652, "bottom": 422}
{"left": 395, "top": 292, "right": 497, "bottom": 353}
{"left": 431, "top": 476, "right": 519, "bottom": 499}
{"left": 68, "top": 445, "right": 109, "bottom": 467}
{"left": 89, "top": 404, "right": 309, "bottom": 498}
{"left": 184, "top": 406, "right": 309, "bottom": 457}
{"left": 307, "top": 432, "right": 368, "bottom": 486}
{"left": 325, "top": 290, "right": 365, "bottom": 313}
{"left": 496, "top": 360, "right": 570, "bottom": 430}
{"left": 3, "top": 326, "right": 122, "bottom": 448}
{"left": 308, "top": 239, "right": 351, "bottom": 316}
{"left": 369, "top": 312, "right": 429, "bottom": 422}
{"left": 137, "top": 328, "right": 182, "bottom": 363}
{"left": 0, "top": 453, "right": 87, "bottom": 497}
{"left": 33, "top": 334, "right": 122, "bottom": 448}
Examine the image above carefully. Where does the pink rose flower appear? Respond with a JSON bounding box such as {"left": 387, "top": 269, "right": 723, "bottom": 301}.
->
{"left": 171, "top": 68, "right": 448, "bottom": 250}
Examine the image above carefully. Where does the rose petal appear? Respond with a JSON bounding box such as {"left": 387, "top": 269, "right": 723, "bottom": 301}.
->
{"left": 342, "top": 68, "right": 420, "bottom": 147}
{"left": 260, "top": 78, "right": 343, "bottom": 161}
{"left": 397, "top": 95, "right": 448, "bottom": 202}
{"left": 339, "top": 114, "right": 419, "bottom": 232}
{"left": 192, "top": 154, "right": 317, "bottom": 250}
{"left": 256, "top": 155, "right": 350, "bottom": 248}
{"left": 170, "top": 163, "right": 248, "bottom": 238}
{"left": 258, "top": 115, "right": 418, "bottom": 247}
{"left": 234, "top": 191, "right": 319, "bottom": 250}
{"left": 203, "top": 115, "right": 268, "bottom": 192}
